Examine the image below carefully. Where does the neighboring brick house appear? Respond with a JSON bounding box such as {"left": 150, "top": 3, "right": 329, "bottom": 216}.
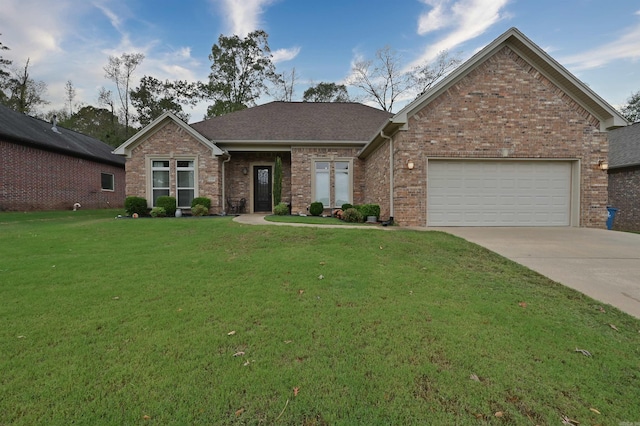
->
{"left": 608, "top": 122, "right": 640, "bottom": 231}
{"left": 0, "top": 104, "right": 125, "bottom": 211}
{"left": 115, "top": 27, "right": 627, "bottom": 228}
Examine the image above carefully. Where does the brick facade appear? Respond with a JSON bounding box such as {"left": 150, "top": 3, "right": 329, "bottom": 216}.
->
{"left": 608, "top": 166, "right": 640, "bottom": 231}
{"left": 0, "top": 139, "right": 125, "bottom": 211}
{"left": 290, "top": 147, "right": 364, "bottom": 215}
{"left": 367, "top": 46, "right": 609, "bottom": 227}
{"left": 125, "top": 121, "right": 222, "bottom": 212}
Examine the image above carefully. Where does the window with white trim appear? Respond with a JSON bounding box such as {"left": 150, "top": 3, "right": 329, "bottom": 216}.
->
{"left": 312, "top": 159, "right": 352, "bottom": 208}
{"left": 101, "top": 173, "right": 114, "bottom": 191}
{"left": 176, "top": 160, "right": 195, "bottom": 208}
{"left": 314, "top": 161, "right": 330, "bottom": 207}
{"left": 152, "top": 160, "right": 170, "bottom": 206}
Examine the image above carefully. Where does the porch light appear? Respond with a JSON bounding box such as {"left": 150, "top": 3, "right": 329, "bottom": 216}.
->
{"left": 407, "top": 160, "right": 415, "bottom": 170}
{"left": 597, "top": 160, "right": 608, "bottom": 171}
{"left": 242, "top": 167, "right": 249, "bottom": 175}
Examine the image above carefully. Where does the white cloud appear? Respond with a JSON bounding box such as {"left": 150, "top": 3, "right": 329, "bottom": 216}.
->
{"left": 410, "top": 0, "right": 510, "bottom": 67}
{"left": 560, "top": 23, "right": 640, "bottom": 71}
{"left": 271, "top": 46, "right": 301, "bottom": 63}
{"left": 212, "top": 0, "right": 276, "bottom": 36}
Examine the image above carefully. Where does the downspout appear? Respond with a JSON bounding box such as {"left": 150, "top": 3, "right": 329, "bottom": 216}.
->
{"left": 221, "top": 150, "right": 231, "bottom": 214}
{"left": 380, "top": 130, "right": 394, "bottom": 223}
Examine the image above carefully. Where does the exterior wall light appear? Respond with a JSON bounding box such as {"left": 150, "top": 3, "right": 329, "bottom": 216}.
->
{"left": 598, "top": 160, "right": 608, "bottom": 171}
{"left": 407, "top": 160, "right": 415, "bottom": 170}
{"left": 242, "top": 167, "right": 249, "bottom": 175}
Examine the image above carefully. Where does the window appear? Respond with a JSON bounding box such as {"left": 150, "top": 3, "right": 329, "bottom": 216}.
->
{"left": 314, "top": 162, "right": 330, "bottom": 207}
{"left": 152, "top": 160, "right": 170, "bottom": 206}
{"left": 176, "top": 160, "right": 195, "bottom": 208}
{"left": 334, "top": 161, "right": 350, "bottom": 207}
{"left": 313, "top": 160, "right": 352, "bottom": 208}
{"left": 101, "top": 173, "right": 114, "bottom": 191}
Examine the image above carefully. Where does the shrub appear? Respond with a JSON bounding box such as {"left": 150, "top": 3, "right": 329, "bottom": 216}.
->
{"left": 156, "top": 196, "right": 177, "bottom": 217}
{"left": 125, "top": 196, "right": 148, "bottom": 216}
{"left": 191, "top": 204, "right": 209, "bottom": 216}
{"left": 342, "top": 208, "right": 363, "bottom": 223}
{"left": 150, "top": 207, "right": 167, "bottom": 217}
{"left": 273, "top": 202, "right": 289, "bottom": 216}
{"left": 309, "top": 202, "right": 324, "bottom": 216}
{"left": 359, "top": 204, "right": 380, "bottom": 218}
{"left": 191, "top": 197, "right": 211, "bottom": 210}
{"left": 341, "top": 203, "right": 353, "bottom": 211}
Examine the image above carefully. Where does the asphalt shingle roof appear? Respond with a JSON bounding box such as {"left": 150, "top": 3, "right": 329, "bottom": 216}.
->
{"left": 609, "top": 122, "right": 640, "bottom": 169}
{"left": 0, "top": 104, "right": 124, "bottom": 167}
{"left": 190, "top": 101, "right": 393, "bottom": 142}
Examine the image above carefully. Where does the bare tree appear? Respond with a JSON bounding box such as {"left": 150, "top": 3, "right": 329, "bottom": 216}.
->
{"left": 348, "top": 46, "right": 460, "bottom": 112}
{"left": 65, "top": 80, "right": 76, "bottom": 116}
{"left": 103, "top": 52, "right": 144, "bottom": 135}
{"left": 268, "top": 68, "right": 297, "bottom": 102}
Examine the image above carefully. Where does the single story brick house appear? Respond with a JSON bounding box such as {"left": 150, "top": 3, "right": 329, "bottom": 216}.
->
{"left": 115, "top": 27, "right": 627, "bottom": 227}
{"left": 608, "top": 122, "right": 640, "bottom": 231}
{"left": 0, "top": 103, "right": 125, "bottom": 211}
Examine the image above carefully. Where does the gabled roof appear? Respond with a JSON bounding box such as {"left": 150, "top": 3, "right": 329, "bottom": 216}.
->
{"left": 360, "top": 27, "right": 628, "bottom": 158}
{"left": 114, "top": 111, "right": 224, "bottom": 157}
{"left": 190, "top": 102, "right": 393, "bottom": 148}
{"left": 609, "top": 122, "right": 640, "bottom": 169}
{"left": 0, "top": 103, "right": 124, "bottom": 167}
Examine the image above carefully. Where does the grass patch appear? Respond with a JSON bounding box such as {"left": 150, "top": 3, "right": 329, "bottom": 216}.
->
{"left": 1, "top": 210, "right": 639, "bottom": 425}
{"left": 265, "top": 215, "right": 369, "bottom": 226}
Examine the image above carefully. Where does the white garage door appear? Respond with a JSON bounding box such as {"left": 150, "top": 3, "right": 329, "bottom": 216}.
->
{"left": 427, "top": 160, "right": 572, "bottom": 226}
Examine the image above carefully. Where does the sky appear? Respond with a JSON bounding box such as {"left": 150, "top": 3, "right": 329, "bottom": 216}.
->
{"left": 1, "top": 0, "right": 639, "bottom": 123}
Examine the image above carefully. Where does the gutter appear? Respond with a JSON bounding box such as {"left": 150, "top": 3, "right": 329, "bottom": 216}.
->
{"left": 380, "top": 130, "right": 394, "bottom": 221}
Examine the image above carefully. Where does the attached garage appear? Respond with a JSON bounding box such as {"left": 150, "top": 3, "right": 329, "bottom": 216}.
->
{"left": 427, "top": 160, "right": 576, "bottom": 227}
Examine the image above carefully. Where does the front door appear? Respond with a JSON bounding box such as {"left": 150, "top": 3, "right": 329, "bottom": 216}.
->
{"left": 254, "top": 166, "right": 272, "bottom": 212}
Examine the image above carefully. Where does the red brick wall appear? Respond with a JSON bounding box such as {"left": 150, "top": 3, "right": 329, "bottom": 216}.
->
{"left": 608, "top": 166, "right": 640, "bottom": 231}
{"left": 0, "top": 139, "right": 125, "bottom": 211}
{"left": 290, "top": 147, "right": 364, "bottom": 215}
{"left": 382, "top": 46, "right": 608, "bottom": 227}
{"left": 362, "top": 140, "right": 392, "bottom": 220}
{"left": 125, "top": 122, "right": 222, "bottom": 212}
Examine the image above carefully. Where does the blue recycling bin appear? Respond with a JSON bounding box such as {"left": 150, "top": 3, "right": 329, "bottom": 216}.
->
{"left": 606, "top": 207, "right": 619, "bottom": 230}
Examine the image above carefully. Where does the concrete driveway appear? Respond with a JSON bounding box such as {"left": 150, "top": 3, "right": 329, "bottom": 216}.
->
{"left": 434, "top": 227, "right": 640, "bottom": 319}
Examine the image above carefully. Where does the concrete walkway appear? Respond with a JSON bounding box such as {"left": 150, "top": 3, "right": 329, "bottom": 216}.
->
{"left": 234, "top": 215, "right": 640, "bottom": 319}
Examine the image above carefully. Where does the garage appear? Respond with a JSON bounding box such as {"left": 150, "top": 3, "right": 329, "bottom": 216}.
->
{"left": 427, "top": 160, "right": 573, "bottom": 226}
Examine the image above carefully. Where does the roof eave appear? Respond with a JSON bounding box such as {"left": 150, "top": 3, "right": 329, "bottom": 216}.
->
{"left": 393, "top": 27, "right": 628, "bottom": 132}
{"left": 113, "top": 112, "right": 224, "bottom": 157}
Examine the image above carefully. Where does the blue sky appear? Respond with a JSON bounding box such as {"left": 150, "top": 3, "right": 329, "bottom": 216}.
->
{"left": 1, "top": 0, "right": 639, "bottom": 123}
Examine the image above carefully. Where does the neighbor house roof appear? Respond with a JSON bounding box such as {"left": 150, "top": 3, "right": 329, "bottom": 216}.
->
{"left": 190, "top": 102, "right": 393, "bottom": 149}
{"left": 0, "top": 104, "right": 125, "bottom": 167}
{"left": 359, "top": 27, "right": 629, "bottom": 158}
{"left": 609, "top": 122, "right": 640, "bottom": 169}
{"left": 113, "top": 111, "right": 225, "bottom": 158}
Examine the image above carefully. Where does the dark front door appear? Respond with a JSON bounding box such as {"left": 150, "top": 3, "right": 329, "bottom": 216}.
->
{"left": 254, "top": 166, "right": 272, "bottom": 212}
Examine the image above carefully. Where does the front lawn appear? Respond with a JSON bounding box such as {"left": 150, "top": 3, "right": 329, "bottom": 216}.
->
{"left": 1, "top": 210, "right": 639, "bottom": 425}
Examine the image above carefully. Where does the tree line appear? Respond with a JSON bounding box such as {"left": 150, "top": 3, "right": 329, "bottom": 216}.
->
{"left": 2, "top": 31, "right": 638, "bottom": 148}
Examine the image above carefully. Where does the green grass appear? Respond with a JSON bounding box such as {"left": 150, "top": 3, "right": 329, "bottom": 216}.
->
{"left": 1, "top": 210, "right": 639, "bottom": 425}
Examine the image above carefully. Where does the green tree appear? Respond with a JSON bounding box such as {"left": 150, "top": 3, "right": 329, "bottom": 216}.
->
{"left": 63, "top": 105, "right": 130, "bottom": 147}
{"left": 130, "top": 76, "right": 200, "bottom": 126}
{"left": 64, "top": 80, "right": 76, "bottom": 116}
{"left": 620, "top": 90, "right": 640, "bottom": 123}
{"left": 205, "top": 30, "right": 278, "bottom": 117}
{"left": 3, "top": 58, "right": 49, "bottom": 114}
{"left": 273, "top": 156, "right": 282, "bottom": 206}
{"left": 103, "top": 52, "right": 144, "bottom": 135}
{"left": 303, "top": 82, "right": 350, "bottom": 102}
